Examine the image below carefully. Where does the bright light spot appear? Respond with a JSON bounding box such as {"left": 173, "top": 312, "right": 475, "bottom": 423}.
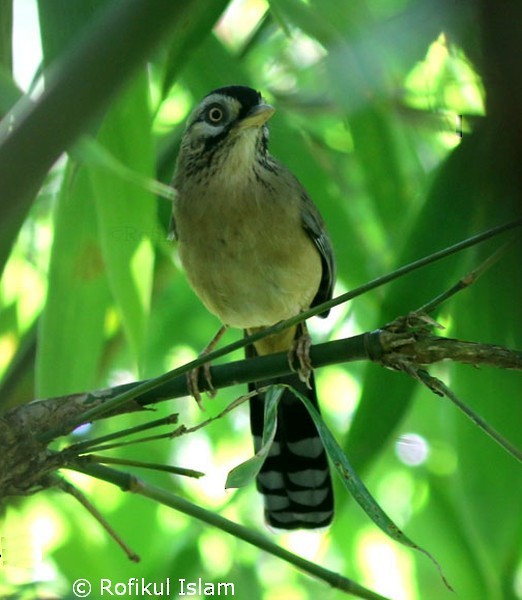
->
{"left": 0, "top": 532, "right": 37, "bottom": 571}
{"left": 198, "top": 530, "right": 234, "bottom": 575}
{"left": 377, "top": 470, "right": 415, "bottom": 528}
{"left": 107, "top": 368, "right": 136, "bottom": 387}
{"left": 165, "top": 344, "right": 197, "bottom": 371}
{"left": 12, "top": 0, "right": 42, "bottom": 91}
{"left": 31, "top": 560, "right": 59, "bottom": 584}
{"left": 329, "top": 280, "right": 359, "bottom": 339}
{"left": 255, "top": 554, "right": 304, "bottom": 599}
{"left": 282, "top": 529, "right": 327, "bottom": 562}
{"left": 334, "top": 308, "right": 360, "bottom": 338}
{"left": 287, "top": 35, "right": 327, "bottom": 69}
{"left": 130, "top": 238, "right": 153, "bottom": 316}
{"left": 172, "top": 435, "right": 230, "bottom": 506}
{"left": 29, "top": 512, "right": 64, "bottom": 556}
{"left": 104, "top": 306, "right": 120, "bottom": 336}
{"left": 318, "top": 366, "right": 360, "bottom": 430}
{"left": 395, "top": 433, "right": 430, "bottom": 467}
{"left": 62, "top": 469, "right": 95, "bottom": 494}
{"left": 0, "top": 333, "right": 17, "bottom": 374}
{"left": 154, "top": 86, "right": 192, "bottom": 131}
{"left": 262, "top": 62, "right": 298, "bottom": 94}
{"left": 71, "top": 422, "right": 92, "bottom": 437}
{"left": 436, "top": 311, "right": 453, "bottom": 331}
{"left": 403, "top": 32, "right": 485, "bottom": 117}
{"left": 309, "top": 286, "right": 351, "bottom": 337}
{"left": 356, "top": 529, "right": 416, "bottom": 600}
{"left": 324, "top": 120, "right": 354, "bottom": 153}
{"left": 229, "top": 399, "right": 251, "bottom": 433}
{"left": 216, "top": 0, "right": 268, "bottom": 49}
{"left": 215, "top": 434, "right": 252, "bottom": 470}
{"left": 1, "top": 255, "right": 46, "bottom": 328}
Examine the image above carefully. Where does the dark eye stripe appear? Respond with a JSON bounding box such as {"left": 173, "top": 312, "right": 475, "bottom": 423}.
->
{"left": 203, "top": 128, "right": 229, "bottom": 152}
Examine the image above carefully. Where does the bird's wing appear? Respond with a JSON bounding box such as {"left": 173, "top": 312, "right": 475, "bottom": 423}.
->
{"left": 299, "top": 190, "right": 335, "bottom": 317}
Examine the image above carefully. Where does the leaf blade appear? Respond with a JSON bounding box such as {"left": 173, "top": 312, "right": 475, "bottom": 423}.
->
{"left": 225, "top": 386, "right": 282, "bottom": 489}
{"left": 289, "top": 385, "right": 452, "bottom": 590}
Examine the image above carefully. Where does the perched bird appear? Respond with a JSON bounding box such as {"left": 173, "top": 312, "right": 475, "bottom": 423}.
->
{"left": 170, "top": 85, "right": 335, "bottom": 529}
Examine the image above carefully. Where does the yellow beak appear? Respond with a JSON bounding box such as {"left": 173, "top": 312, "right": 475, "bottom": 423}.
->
{"left": 238, "top": 103, "right": 275, "bottom": 129}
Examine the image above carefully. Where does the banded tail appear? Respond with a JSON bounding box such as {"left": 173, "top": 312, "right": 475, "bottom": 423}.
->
{"left": 248, "top": 350, "right": 333, "bottom": 529}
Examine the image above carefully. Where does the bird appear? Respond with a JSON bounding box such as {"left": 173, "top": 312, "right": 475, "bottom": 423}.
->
{"left": 170, "top": 85, "right": 335, "bottom": 530}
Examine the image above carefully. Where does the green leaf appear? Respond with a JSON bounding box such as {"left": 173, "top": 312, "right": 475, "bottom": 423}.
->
{"left": 269, "top": 0, "right": 339, "bottom": 46}
{"left": 36, "top": 164, "right": 111, "bottom": 397}
{"left": 37, "top": 0, "right": 107, "bottom": 68}
{"left": 288, "top": 384, "right": 452, "bottom": 591}
{"left": 88, "top": 75, "right": 156, "bottom": 368}
{"left": 346, "top": 127, "right": 522, "bottom": 473}
{"left": 450, "top": 221, "right": 522, "bottom": 595}
{"left": 225, "top": 386, "right": 282, "bottom": 489}
{"left": 181, "top": 34, "right": 251, "bottom": 99}
{"left": 0, "top": 68, "right": 21, "bottom": 115}
{"left": 72, "top": 137, "right": 175, "bottom": 202}
{"left": 161, "top": 0, "right": 232, "bottom": 96}
{"left": 0, "top": 0, "right": 13, "bottom": 75}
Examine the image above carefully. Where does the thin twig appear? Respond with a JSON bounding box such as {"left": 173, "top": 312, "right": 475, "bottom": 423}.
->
{"left": 183, "top": 389, "right": 261, "bottom": 435}
{"left": 73, "top": 426, "right": 185, "bottom": 454}
{"left": 417, "top": 370, "right": 522, "bottom": 463}
{"left": 55, "top": 474, "right": 139, "bottom": 562}
{"left": 68, "top": 413, "right": 179, "bottom": 453}
{"left": 68, "top": 461, "right": 392, "bottom": 600}
{"left": 418, "top": 239, "right": 515, "bottom": 314}
{"left": 83, "top": 455, "right": 204, "bottom": 478}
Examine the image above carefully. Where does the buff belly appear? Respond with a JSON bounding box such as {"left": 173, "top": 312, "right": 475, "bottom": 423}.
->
{"left": 176, "top": 193, "right": 321, "bottom": 330}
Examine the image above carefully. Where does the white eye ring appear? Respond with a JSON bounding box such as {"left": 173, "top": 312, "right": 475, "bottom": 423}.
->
{"left": 206, "top": 105, "right": 225, "bottom": 123}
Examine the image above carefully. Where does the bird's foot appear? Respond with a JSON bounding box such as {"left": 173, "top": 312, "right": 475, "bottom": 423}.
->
{"left": 187, "top": 361, "right": 216, "bottom": 411}
{"left": 288, "top": 324, "right": 313, "bottom": 388}
{"left": 187, "top": 325, "right": 227, "bottom": 410}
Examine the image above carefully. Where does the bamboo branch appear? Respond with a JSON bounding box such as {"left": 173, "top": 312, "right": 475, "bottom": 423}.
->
{"left": 1, "top": 325, "right": 520, "bottom": 502}
{"left": 32, "top": 217, "right": 522, "bottom": 441}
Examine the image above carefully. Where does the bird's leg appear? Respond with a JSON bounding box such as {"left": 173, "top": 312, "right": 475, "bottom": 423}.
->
{"left": 288, "top": 321, "right": 313, "bottom": 388}
{"left": 188, "top": 325, "right": 227, "bottom": 410}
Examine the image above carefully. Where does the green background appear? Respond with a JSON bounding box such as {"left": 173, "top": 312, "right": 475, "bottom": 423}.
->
{"left": 0, "top": 0, "right": 521, "bottom": 598}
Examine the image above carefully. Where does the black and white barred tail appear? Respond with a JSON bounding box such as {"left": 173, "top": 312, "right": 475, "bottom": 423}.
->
{"left": 248, "top": 355, "right": 333, "bottom": 529}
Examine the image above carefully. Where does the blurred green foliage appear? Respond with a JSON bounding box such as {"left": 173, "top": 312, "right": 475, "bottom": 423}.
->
{"left": 0, "top": 0, "right": 521, "bottom": 599}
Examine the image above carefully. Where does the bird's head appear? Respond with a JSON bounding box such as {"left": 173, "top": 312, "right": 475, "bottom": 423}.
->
{"left": 175, "top": 86, "right": 275, "bottom": 185}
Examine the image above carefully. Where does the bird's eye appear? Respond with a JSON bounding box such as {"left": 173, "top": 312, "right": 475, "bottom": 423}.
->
{"left": 206, "top": 104, "right": 225, "bottom": 124}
